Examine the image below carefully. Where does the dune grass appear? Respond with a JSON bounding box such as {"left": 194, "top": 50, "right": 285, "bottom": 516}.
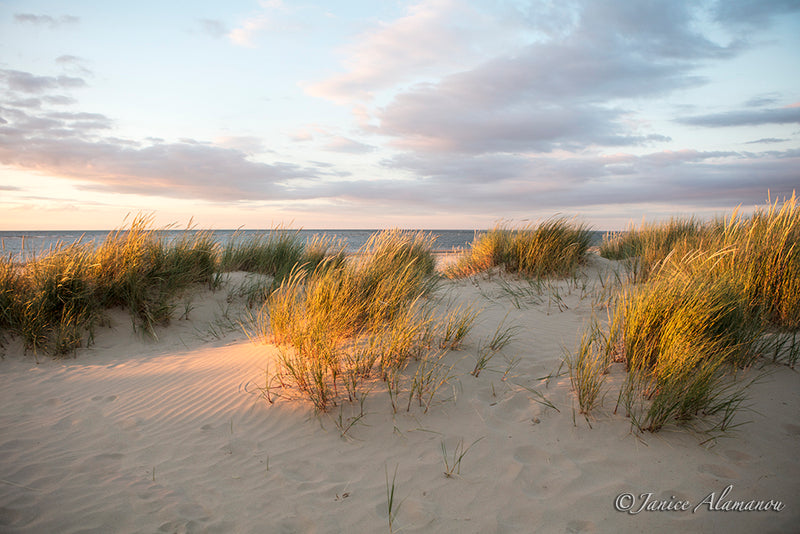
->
{"left": 718, "top": 198, "right": 800, "bottom": 331}
{"left": 385, "top": 464, "right": 401, "bottom": 534}
{"left": 612, "top": 261, "right": 760, "bottom": 432}
{"left": 567, "top": 320, "right": 610, "bottom": 418}
{"left": 92, "top": 218, "right": 220, "bottom": 337}
{"left": 0, "top": 257, "right": 16, "bottom": 344}
{"left": 599, "top": 217, "right": 704, "bottom": 282}
{"left": 471, "top": 314, "right": 519, "bottom": 377}
{"left": 446, "top": 218, "right": 593, "bottom": 279}
{"left": 441, "top": 436, "right": 483, "bottom": 478}
{"left": 218, "top": 229, "right": 346, "bottom": 286}
{"left": 573, "top": 194, "right": 799, "bottom": 434}
{"left": 0, "top": 216, "right": 221, "bottom": 356}
{"left": 248, "top": 229, "right": 477, "bottom": 412}
{"left": 0, "top": 216, "right": 350, "bottom": 358}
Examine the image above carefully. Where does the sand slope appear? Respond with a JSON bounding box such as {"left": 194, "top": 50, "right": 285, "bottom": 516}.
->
{"left": 1, "top": 262, "right": 798, "bottom": 533}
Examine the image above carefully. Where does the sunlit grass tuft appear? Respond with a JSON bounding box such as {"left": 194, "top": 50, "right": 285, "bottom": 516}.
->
{"left": 575, "top": 193, "right": 799, "bottom": 434}
{"left": 249, "top": 229, "right": 467, "bottom": 412}
{"left": 2, "top": 215, "right": 220, "bottom": 355}
{"left": 600, "top": 216, "right": 704, "bottom": 282}
{"left": 612, "top": 263, "right": 759, "bottom": 432}
{"left": 446, "top": 218, "right": 592, "bottom": 279}
{"left": 567, "top": 320, "right": 609, "bottom": 418}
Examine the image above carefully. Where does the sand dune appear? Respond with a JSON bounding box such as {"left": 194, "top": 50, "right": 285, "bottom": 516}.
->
{"left": 1, "top": 260, "right": 798, "bottom": 533}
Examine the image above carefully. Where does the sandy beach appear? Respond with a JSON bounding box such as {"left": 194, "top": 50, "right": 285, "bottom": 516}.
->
{"left": 1, "top": 254, "right": 798, "bottom": 533}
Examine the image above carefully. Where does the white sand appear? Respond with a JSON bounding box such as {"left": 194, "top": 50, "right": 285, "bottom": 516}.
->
{"left": 1, "top": 259, "right": 798, "bottom": 533}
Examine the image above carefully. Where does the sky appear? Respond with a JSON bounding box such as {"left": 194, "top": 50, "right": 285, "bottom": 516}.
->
{"left": 0, "top": 0, "right": 798, "bottom": 231}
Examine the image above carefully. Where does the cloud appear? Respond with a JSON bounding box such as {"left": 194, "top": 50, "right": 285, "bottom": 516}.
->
{"left": 311, "top": 0, "right": 740, "bottom": 105}
{"left": 677, "top": 106, "right": 800, "bottom": 127}
{"left": 745, "top": 137, "right": 789, "bottom": 144}
{"left": 43, "top": 95, "right": 77, "bottom": 106}
{"left": 713, "top": 0, "right": 800, "bottom": 26}
{"left": 309, "top": 0, "right": 755, "bottom": 157}
{"left": 379, "top": 148, "right": 799, "bottom": 214}
{"left": 214, "top": 135, "right": 268, "bottom": 155}
{"left": 229, "top": 17, "right": 269, "bottom": 47}
{"left": 0, "top": 126, "right": 316, "bottom": 201}
{"left": 14, "top": 13, "right": 79, "bottom": 28}
{"left": 301, "top": 0, "right": 798, "bottom": 223}
{"left": 55, "top": 55, "right": 81, "bottom": 65}
{"left": 54, "top": 55, "right": 93, "bottom": 77}
{"left": 744, "top": 94, "right": 782, "bottom": 108}
{"left": 228, "top": 1, "right": 297, "bottom": 48}
{"left": 5, "top": 97, "right": 41, "bottom": 109}
{"left": 0, "top": 69, "right": 86, "bottom": 94}
{"left": 0, "top": 70, "right": 320, "bottom": 202}
{"left": 378, "top": 91, "right": 673, "bottom": 154}
{"left": 289, "top": 129, "right": 314, "bottom": 142}
{"left": 306, "top": 0, "right": 523, "bottom": 103}
{"left": 4, "top": 3, "right": 797, "bottom": 226}
{"left": 0, "top": 66, "right": 318, "bottom": 201}
{"left": 323, "top": 136, "right": 374, "bottom": 154}
{"left": 198, "top": 19, "right": 228, "bottom": 39}
{"left": 369, "top": 34, "right": 697, "bottom": 153}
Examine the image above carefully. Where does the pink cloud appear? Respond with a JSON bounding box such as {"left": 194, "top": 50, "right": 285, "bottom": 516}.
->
{"left": 306, "top": 0, "right": 514, "bottom": 103}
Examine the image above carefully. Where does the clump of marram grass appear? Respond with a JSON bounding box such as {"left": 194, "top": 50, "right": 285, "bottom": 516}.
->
{"left": 567, "top": 320, "right": 610, "bottom": 419}
{"left": 600, "top": 216, "right": 704, "bottom": 260}
{"left": 717, "top": 195, "right": 800, "bottom": 331}
{"left": 611, "top": 261, "right": 760, "bottom": 433}
{"left": 438, "top": 303, "right": 481, "bottom": 350}
{"left": 0, "top": 219, "right": 352, "bottom": 358}
{"left": 302, "top": 234, "right": 347, "bottom": 273}
{"left": 600, "top": 216, "right": 705, "bottom": 283}
{"left": 354, "top": 229, "right": 437, "bottom": 297}
{"left": 0, "top": 255, "right": 17, "bottom": 346}
{"left": 219, "top": 228, "right": 304, "bottom": 279}
{"left": 446, "top": 218, "right": 592, "bottom": 279}
{"left": 219, "top": 230, "right": 348, "bottom": 292}
{"left": 249, "top": 229, "right": 471, "bottom": 412}
{"left": 471, "top": 314, "right": 520, "bottom": 377}
{"left": 0, "top": 215, "right": 221, "bottom": 356}
{"left": 572, "top": 194, "right": 800, "bottom": 434}
{"left": 11, "top": 241, "right": 100, "bottom": 355}
{"left": 441, "top": 437, "right": 483, "bottom": 478}
{"left": 599, "top": 195, "right": 800, "bottom": 324}
{"left": 90, "top": 216, "right": 219, "bottom": 337}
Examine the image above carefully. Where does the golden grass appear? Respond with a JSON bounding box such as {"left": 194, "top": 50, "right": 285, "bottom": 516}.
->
{"left": 249, "top": 229, "right": 472, "bottom": 412}
{"left": 573, "top": 193, "right": 799, "bottom": 434}
{"left": 446, "top": 218, "right": 593, "bottom": 279}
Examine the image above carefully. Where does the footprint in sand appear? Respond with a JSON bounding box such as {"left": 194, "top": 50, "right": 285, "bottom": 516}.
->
{"left": 273, "top": 516, "right": 316, "bottom": 534}
{"left": 722, "top": 449, "right": 753, "bottom": 464}
{"left": 698, "top": 463, "right": 738, "bottom": 480}
{"left": 0, "top": 505, "right": 41, "bottom": 529}
{"left": 566, "top": 519, "right": 597, "bottom": 533}
{"left": 512, "top": 445, "right": 547, "bottom": 465}
{"left": 94, "top": 452, "right": 124, "bottom": 461}
{"left": 782, "top": 423, "right": 800, "bottom": 436}
{"left": 158, "top": 519, "right": 207, "bottom": 533}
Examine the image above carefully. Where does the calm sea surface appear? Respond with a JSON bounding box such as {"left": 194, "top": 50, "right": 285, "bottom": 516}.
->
{"left": 0, "top": 229, "right": 607, "bottom": 261}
